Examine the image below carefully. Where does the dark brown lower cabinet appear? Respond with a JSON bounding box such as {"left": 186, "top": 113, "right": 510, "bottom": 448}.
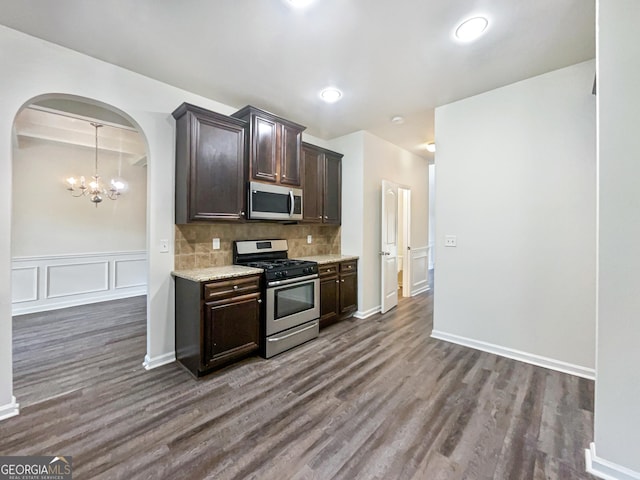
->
{"left": 176, "top": 274, "right": 261, "bottom": 377}
{"left": 319, "top": 264, "right": 340, "bottom": 328}
{"left": 204, "top": 294, "right": 260, "bottom": 367}
{"left": 319, "top": 260, "right": 358, "bottom": 329}
{"left": 339, "top": 260, "right": 358, "bottom": 316}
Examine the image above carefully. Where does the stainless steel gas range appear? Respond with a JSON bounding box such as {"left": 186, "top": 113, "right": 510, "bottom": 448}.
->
{"left": 233, "top": 239, "right": 319, "bottom": 358}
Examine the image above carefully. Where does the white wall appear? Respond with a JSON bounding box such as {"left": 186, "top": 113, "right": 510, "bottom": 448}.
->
{"left": 331, "top": 131, "right": 429, "bottom": 316}
{"left": 330, "top": 131, "right": 366, "bottom": 312}
{"left": 12, "top": 141, "right": 147, "bottom": 256}
{"left": 590, "top": 0, "right": 640, "bottom": 477}
{"left": 433, "top": 60, "right": 596, "bottom": 377}
{"left": 428, "top": 164, "right": 435, "bottom": 269}
{"left": 0, "top": 25, "right": 243, "bottom": 418}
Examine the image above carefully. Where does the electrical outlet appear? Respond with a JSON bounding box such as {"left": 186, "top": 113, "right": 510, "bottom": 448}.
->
{"left": 212, "top": 238, "right": 221, "bottom": 250}
{"left": 307, "top": 235, "right": 313, "bottom": 244}
{"left": 160, "top": 239, "right": 169, "bottom": 253}
{"left": 445, "top": 235, "right": 457, "bottom": 247}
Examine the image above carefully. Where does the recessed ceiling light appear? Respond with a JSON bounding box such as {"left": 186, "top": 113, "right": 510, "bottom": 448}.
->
{"left": 455, "top": 16, "right": 489, "bottom": 42}
{"left": 319, "top": 87, "right": 342, "bottom": 103}
{"left": 391, "top": 116, "right": 405, "bottom": 125}
{"left": 425, "top": 142, "right": 436, "bottom": 153}
{"left": 287, "top": 0, "right": 314, "bottom": 8}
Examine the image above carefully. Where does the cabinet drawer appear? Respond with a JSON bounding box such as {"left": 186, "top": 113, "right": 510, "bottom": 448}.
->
{"left": 340, "top": 261, "right": 357, "bottom": 273}
{"left": 203, "top": 275, "right": 261, "bottom": 301}
{"left": 319, "top": 263, "right": 339, "bottom": 277}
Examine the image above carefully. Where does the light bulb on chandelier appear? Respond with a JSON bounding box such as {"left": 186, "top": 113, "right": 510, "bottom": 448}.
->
{"left": 66, "top": 122, "right": 126, "bottom": 207}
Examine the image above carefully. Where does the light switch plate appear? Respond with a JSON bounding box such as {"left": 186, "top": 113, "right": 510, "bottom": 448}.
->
{"left": 307, "top": 235, "right": 313, "bottom": 244}
{"left": 212, "top": 238, "right": 221, "bottom": 250}
{"left": 160, "top": 239, "right": 169, "bottom": 253}
{"left": 445, "top": 235, "right": 457, "bottom": 247}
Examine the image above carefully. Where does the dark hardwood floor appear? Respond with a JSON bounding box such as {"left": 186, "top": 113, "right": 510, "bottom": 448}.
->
{"left": 3, "top": 290, "right": 596, "bottom": 479}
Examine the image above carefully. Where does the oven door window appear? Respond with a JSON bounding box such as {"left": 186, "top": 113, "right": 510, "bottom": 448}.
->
{"left": 275, "top": 282, "right": 315, "bottom": 319}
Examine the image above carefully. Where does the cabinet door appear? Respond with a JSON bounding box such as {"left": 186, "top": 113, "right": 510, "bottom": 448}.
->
{"left": 323, "top": 153, "right": 342, "bottom": 224}
{"left": 252, "top": 116, "right": 278, "bottom": 182}
{"left": 302, "top": 145, "right": 322, "bottom": 222}
{"left": 320, "top": 274, "right": 339, "bottom": 328}
{"left": 280, "top": 124, "right": 302, "bottom": 186}
{"left": 204, "top": 294, "right": 260, "bottom": 367}
{"left": 189, "top": 113, "right": 246, "bottom": 221}
{"left": 339, "top": 271, "right": 358, "bottom": 315}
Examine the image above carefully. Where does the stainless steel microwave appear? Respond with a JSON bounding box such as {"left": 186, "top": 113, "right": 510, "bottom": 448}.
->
{"left": 248, "top": 181, "right": 303, "bottom": 221}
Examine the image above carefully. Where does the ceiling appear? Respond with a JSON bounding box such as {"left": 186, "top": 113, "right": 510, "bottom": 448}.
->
{"left": 0, "top": 0, "right": 595, "bottom": 159}
{"left": 14, "top": 105, "right": 147, "bottom": 166}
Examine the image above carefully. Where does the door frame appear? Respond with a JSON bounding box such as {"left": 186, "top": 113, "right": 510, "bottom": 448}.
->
{"left": 399, "top": 187, "right": 412, "bottom": 298}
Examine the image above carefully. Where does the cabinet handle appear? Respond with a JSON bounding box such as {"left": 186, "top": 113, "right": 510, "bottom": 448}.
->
{"left": 241, "top": 211, "right": 245, "bottom": 216}
{"left": 282, "top": 174, "right": 286, "bottom": 178}
{"left": 341, "top": 279, "right": 345, "bottom": 283}
{"left": 327, "top": 269, "right": 332, "bottom": 272}
{"left": 336, "top": 280, "right": 339, "bottom": 284}
{"left": 257, "top": 299, "right": 262, "bottom": 304}
{"left": 324, "top": 216, "right": 328, "bottom": 219}
{"left": 233, "top": 285, "right": 239, "bottom": 290}
{"left": 318, "top": 216, "right": 322, "bottom": 219}
{"left": 347, "top": 265, "right": 352, "bottom": 269}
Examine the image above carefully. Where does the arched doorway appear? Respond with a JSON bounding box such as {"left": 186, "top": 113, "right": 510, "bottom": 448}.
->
{"left": 10, "top": 94, "right": 150, "bottom": 407}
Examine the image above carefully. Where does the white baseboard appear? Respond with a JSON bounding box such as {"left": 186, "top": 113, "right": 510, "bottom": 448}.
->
{"left": 143, "top": 352, "right": 176, "bottom": 370}
{"left": 0, "top": 396, "right": 20, "bottom": 421}
{"left": 412, "top": 285, "right": 431, "bottom": 296}
{"left": 586, "top": 443, "right": 640, "bottom": 480}
{"left": 354, "top": 306, "right": 381, "bottom": 319}
{"left": 430, "top": 330, "right": 595, "bottom": 380}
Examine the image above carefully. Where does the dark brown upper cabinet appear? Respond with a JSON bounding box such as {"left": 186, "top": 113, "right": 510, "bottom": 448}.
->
{"left": 302, "top": 142, "right": 343, "bottom": 225}
{"left": 232, "top": 106, "right": 305, "bottom": 187}
{"left": 173, "top": 103, "right": 247, "bottom": 223}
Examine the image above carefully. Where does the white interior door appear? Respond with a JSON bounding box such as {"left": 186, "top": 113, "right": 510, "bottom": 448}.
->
{"left": 381, "top": 180, "right": 399, "bottom": 313}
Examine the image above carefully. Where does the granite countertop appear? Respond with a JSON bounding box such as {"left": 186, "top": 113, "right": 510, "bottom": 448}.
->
{"left": 296, "top": 254, "right": 359, "bottom": 265}
{"left": 172, "top": 265, "right": 263, "bottom": 282}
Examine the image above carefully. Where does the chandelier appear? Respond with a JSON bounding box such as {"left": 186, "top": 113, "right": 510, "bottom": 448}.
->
{"left": 66, "top": 122, "right": 125, "bottom": 206}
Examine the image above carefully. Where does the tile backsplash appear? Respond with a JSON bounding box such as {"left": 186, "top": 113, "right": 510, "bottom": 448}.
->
{"left": 175, "top": 223, "right": 341, "bottom": 270}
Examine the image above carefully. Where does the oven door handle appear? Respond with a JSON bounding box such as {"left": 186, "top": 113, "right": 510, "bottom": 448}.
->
{"left": 267, "top": 273, "right": 318, "bottom": 287}
{"left": 289, "top": 190, "right": 295, "bottom": 217}
{"left": 267, "top": 321, "right": 319, "bottom": 342}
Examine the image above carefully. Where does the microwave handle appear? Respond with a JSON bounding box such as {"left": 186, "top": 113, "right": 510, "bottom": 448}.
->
{"left": 289, "top": 190, "right": 294, "bottom": 217}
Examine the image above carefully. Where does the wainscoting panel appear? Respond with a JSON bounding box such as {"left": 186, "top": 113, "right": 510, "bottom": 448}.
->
{"left": 12, "top": 251, "right": 147, "bottom": 315}
{"left": 46, "top": 261, "right": 109, "bottom": 298}
{"left": 114, "top": 259, "right": 146, "bottom": 289}
{"left": 410, "top": 246, "right": 430, "bottom": 295}
{"left": 11, "top": 267, "right": 38, "bottom": 303}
